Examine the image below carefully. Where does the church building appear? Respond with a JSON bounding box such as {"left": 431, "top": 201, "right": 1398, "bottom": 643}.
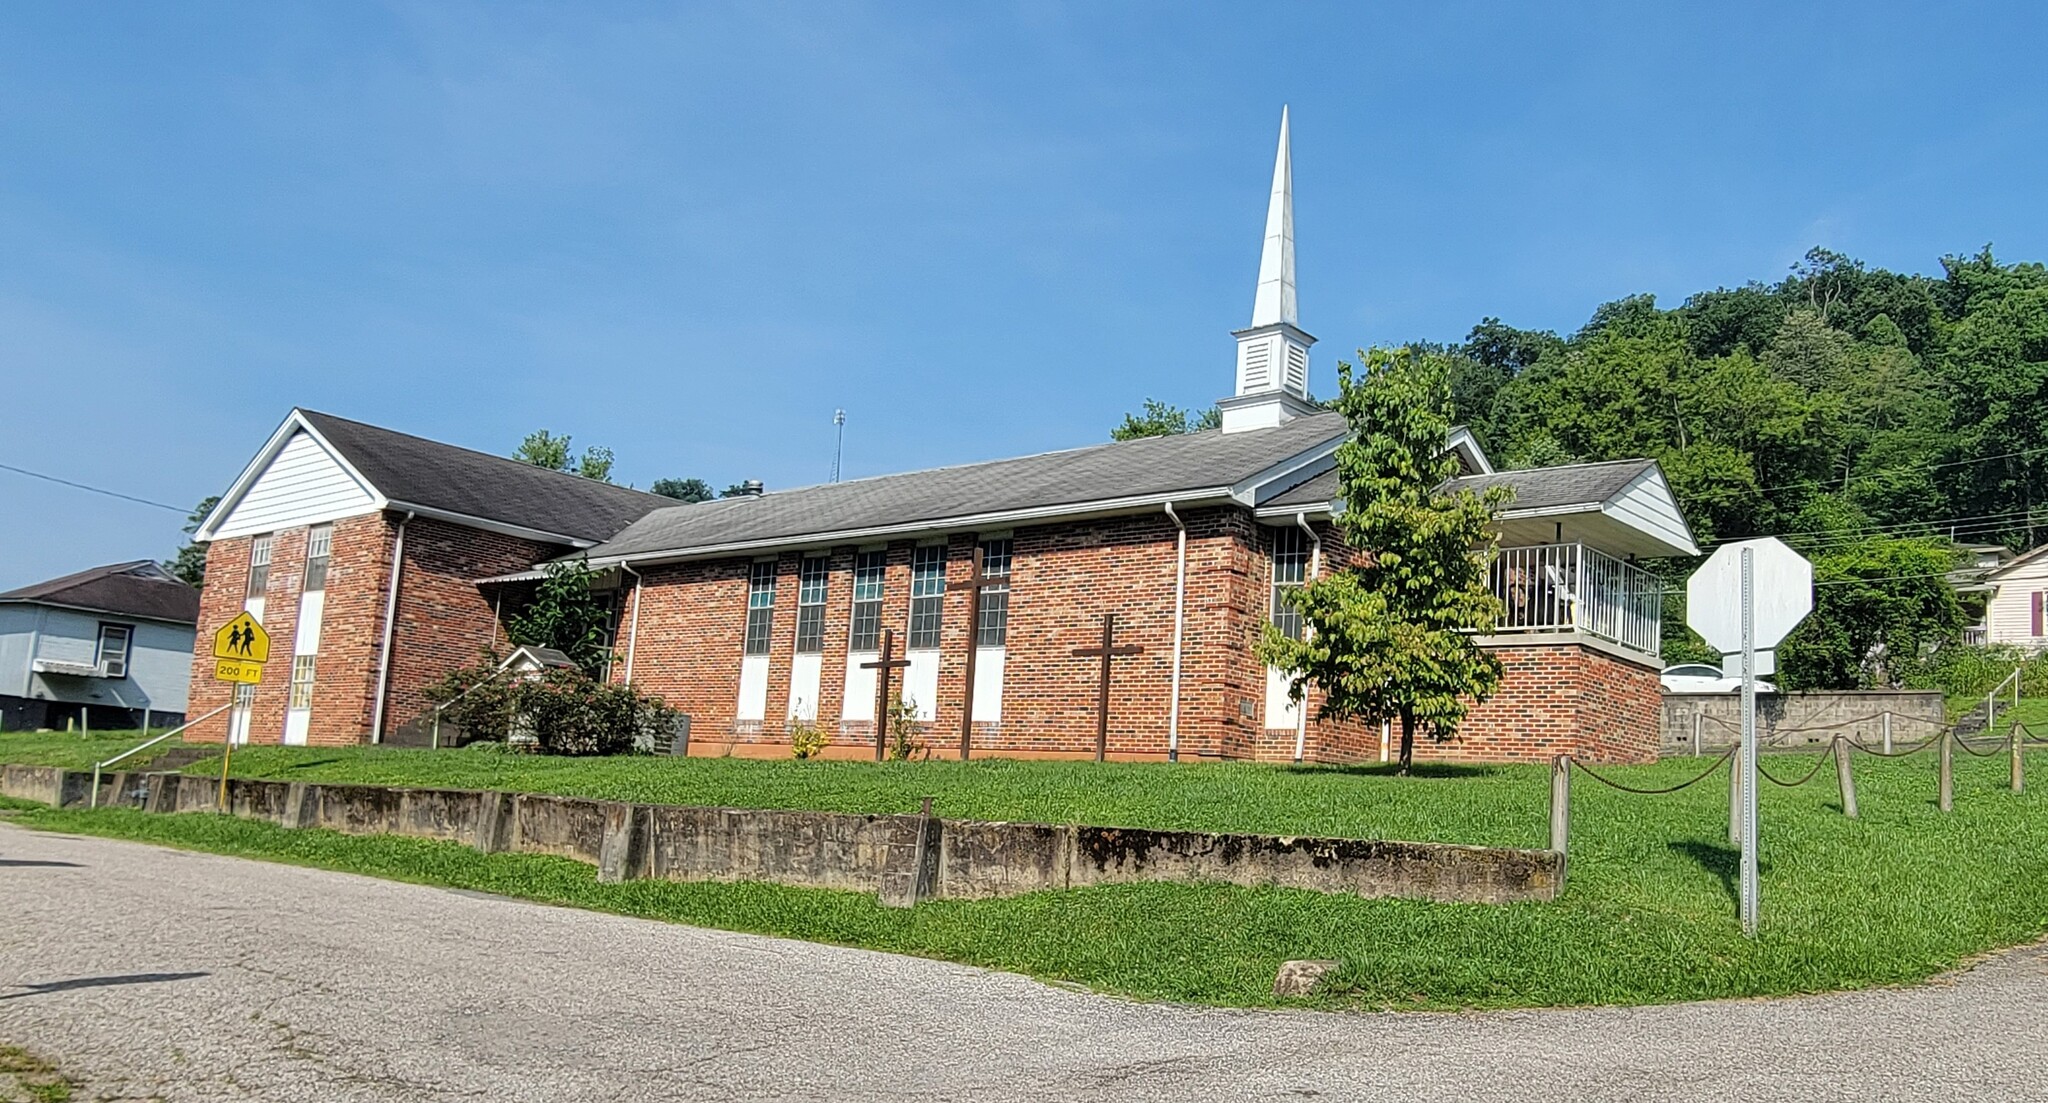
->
{"left": 184, "top": 111, "right": 1697, "bottom": 764}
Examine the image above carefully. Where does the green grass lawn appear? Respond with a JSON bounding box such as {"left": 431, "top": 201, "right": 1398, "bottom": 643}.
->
{"left": 6, "top": 736, "right": 2046, "bottom": 1011}
{"left": 0, "top": 729, "right": 184, "bottom": 770}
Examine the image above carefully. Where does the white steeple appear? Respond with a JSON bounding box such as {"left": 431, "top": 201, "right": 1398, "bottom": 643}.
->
{"left": 1220, "top": 106, "right": 1318, "bottom": 433}
{"left": 1250, "top": 105, "right": 1297, "bottom": 328}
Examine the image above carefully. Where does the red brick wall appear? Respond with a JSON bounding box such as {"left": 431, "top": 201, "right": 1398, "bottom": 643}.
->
{"left": 187, "top": 512, "right": 561, "bottom": 746}
{"left": 616, "top": 508, "right": 1275, "bottom": 760}
{"left": 1409, "top": 641, "right": 1661, "bottom": 765}
{"left": 186, "top": 535, "right": 251, "bottom": 745}
{"left": 382, "top": 518, "right": 562, "bottom": 740}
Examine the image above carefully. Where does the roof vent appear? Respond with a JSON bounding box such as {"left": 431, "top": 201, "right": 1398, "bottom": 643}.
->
{"left": 740, "top": 479, "right": 765, "bottom": 497}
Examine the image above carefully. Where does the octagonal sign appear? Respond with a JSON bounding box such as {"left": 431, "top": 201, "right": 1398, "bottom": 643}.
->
{"left": 1686, "top": 537, "right": 1813, "bottom": 653}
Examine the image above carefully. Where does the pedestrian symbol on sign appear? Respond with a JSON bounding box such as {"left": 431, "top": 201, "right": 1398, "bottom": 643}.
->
{"left": 212, "top": 612, "right": 270, "bottom": 666}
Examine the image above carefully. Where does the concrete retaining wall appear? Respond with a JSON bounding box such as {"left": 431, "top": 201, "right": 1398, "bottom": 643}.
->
{"left": 0, "top": 764, "right": 1560, "bottom": 906}
{"left": 1661, "top": 690, "right": 1946, "bottom": 753}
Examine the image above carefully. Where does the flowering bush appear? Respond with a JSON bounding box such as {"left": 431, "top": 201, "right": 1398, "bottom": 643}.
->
{"left": 424, "top": 657, "right": 679, "bottom": 756}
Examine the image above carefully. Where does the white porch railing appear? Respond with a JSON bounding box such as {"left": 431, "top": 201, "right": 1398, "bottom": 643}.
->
{"left": 1489, "top": 543, "right": 1662, "bottom": 657}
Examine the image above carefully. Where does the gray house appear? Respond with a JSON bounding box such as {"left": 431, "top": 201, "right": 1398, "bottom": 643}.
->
{"left": 0, "top": 561, "right": 200, "bottom": 732}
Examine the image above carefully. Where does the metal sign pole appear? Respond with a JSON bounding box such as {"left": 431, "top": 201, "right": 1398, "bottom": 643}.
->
{"left": 1739, "top": 547, "right": 1759, "bottom": 937}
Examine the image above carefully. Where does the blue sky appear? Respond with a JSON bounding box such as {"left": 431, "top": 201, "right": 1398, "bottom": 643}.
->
{"left": 3, "top": 2, "right": 2045, "bottom": 589}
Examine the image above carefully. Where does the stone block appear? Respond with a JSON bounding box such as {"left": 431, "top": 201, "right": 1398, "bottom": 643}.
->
{"left": 1273, "top": 959, "right": 1341, "bottom": 998}
{"left": 597, "top": 802, "right": 649, "bottom": 884}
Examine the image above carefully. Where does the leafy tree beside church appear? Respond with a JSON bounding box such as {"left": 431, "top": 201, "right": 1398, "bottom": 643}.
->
{"left": 1258, "top": 347, "right": 1510, "bottom": 773}
{"left": 1111, "top": 399, "right": 1222, "bottom": 440}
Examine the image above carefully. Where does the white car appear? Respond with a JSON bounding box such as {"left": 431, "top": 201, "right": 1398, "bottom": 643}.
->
{"left": 1660, "top": 663, "right": 1776, "bottom": 694}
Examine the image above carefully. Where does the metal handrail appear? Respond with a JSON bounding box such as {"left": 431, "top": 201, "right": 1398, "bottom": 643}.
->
{"left": 1987, "top": 667, "right": 2022, "bottom": 732}
{"left": 88, "top": 701, "right": 234, "bottom": 809}
{"left": 1489, "top": 543, "right": 1662, "bottom": 656}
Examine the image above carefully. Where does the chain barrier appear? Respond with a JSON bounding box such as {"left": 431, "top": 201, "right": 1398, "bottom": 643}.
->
{"left": 1569, "top": 745, "right": 1736, "bottom": 795}
{"left": 1754, "top": 740, "right": 1838, "bottom": 788}
{"left": 1841, "top": 730, "right": 1945, "bottom": 759}
{"left": 1952, "top": 731, "right": 2009, "bottom": 759}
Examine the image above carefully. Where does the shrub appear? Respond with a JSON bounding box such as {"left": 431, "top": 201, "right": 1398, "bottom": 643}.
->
{"left": 886, "top": 694, "right": 925, "bottom": 761}
{"left": 425, "top": 658, "right": 679, "bottom": 757}
{"left": 1903, "top": 644, "right": 2048, "bottom": 706}
{"left": 789, "top": 718, "right": 829, "bottom": 760}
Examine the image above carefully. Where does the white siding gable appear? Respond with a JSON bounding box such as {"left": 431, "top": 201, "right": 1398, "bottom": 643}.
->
{"left": 1986, "top": 553, "right": 2048, "bottom": 647}
{"left": 210, "top": 430, "right": 380, "bottom": 539}
{"left": 1601, "top": 467, "right": 1699, "bottom": 557}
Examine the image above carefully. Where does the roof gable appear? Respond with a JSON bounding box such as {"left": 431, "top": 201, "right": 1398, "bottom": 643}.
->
{"left": 1260, "top": 457, "right": 1699, "bottom": 559}
{"left": 200, "top": 410, "right": 672, "bottom": 546}
{"left": 0, "top": 561, "right": 200, "bottom": 624}
{"left": 206, "top": 426, "right": 381, "bottom": 540}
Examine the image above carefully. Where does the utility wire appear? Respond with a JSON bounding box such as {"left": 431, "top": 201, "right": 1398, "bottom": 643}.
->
{"left": 0, "top": 460, "right": 186, "bottom": 513}
{"left": 1735, "top": 441, "right": 2048, "bottom": 499}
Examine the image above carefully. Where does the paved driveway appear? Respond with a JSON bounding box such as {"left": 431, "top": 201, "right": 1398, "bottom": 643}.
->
{"left": 2, "top": 821, "right": 2044, "bottom": 1102}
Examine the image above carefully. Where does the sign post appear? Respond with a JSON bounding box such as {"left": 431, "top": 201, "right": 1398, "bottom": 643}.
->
{"left": 210, "top": 613, "right": 271, "bottom": 809}
{"left": 1687, "top": 537, "right": 1812, "bottom": 937}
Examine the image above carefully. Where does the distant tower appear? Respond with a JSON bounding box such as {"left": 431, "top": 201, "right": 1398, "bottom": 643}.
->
{"left": 1218, "top": 106, "right": 1319, "bottom": 433}
{"left": 831, "top": 409, "right": 846, "bottom": 482}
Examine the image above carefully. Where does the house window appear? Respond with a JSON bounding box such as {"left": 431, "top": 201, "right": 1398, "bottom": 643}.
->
{"left": 246, "top": 534, "right": 272, "bottom": 598}
{"left": 289, "top": 655, "right": 316, "bottom": 710}
{"left": 795, "top": 555, "right": 829, "bottom": 653}
{"left": 302, "top": 524, "right": 333, "bottom": 592}
{"left": 96, "top": 624, "right": 132, "bottom": 678}
{"left": 848, "top": 550, "right": 886, "bottom": 652}
{"left": 1271, "top": 527, "right": 1309, "bottom": 641}
{"left": 743, "top": 561, "right": 777, "bottom": 656}
{"left": 975, "top": 538, "right": 1013, "bottom": 647}
{"left": 908, "top": 545, "right": 946, "bottom": 649}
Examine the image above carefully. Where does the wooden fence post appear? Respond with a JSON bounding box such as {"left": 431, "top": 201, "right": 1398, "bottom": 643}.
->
{"left": 1549, "top": 755, "right": 1570, "bottom": 852}
{"left": 1833, "top": 736, "right": 1858, "bottom": 819}
{"left": 1693, "top": 711, "right": 1703, "bottom": 757}
{"left": 2012, "top": 724, "right": 2024, "bottom": 795}
{"left": 1728, "top": 749, "right": 1742, "bottom": 846}
{"left": 1939, "top": 730, "right": 1954, "bottom": 813}
{"left": 1882, "top": 711, "right": 1892, "bottom": 755}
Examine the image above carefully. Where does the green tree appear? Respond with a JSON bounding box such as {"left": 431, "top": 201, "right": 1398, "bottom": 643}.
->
{"left": 650, "top": 477, "right": 714, "bottom": 503}
{"left": 1778, "top": 537, "right": 1967, "bottom": 689}
{"left": 720, "top": 482, "right": 757, "bottom": 498}
{"left": 163, "top": 494, "right": 219, "bottom": 586}
{"left": 507, "top": 559, "right": 614, "bottom": 672}
{"left": 1111, "top": 399, "right": 1221, "bottom": 440}
{"left": 1257, "top": 347, "right": 1510, "bottom": 773}
{"left": 514, "top": 430, "right": 616, "bottom": 483}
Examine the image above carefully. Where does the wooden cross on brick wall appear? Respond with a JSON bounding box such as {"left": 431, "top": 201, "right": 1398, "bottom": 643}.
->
{"left": 1072, "top": 612, "right": 1144, "bottom": 762}
{"left": 860, "top": 628, "right": 913, "bottom": 762}
{"left": 946, "top": 545, "right": 1001, "bottom": 760}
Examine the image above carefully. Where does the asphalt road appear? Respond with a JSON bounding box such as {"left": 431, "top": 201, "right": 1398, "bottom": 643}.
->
{"left": 3, "top": 822, "right": 2045, "bottom": 1102}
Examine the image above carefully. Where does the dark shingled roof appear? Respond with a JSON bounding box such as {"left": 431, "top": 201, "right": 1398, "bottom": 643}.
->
{"left": 0, "top": 561, "right": 200, "bottom": 624}
{"left": 582, "top": 412, "right": 1351, "bottom": 560}
{"left": 1264, "top": 457, "right": 1658, "bottom": 512}
{"left": 300, "top": 410, "right": 671, "bottom": 543}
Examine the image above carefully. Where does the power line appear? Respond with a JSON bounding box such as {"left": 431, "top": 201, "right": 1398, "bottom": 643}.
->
{"left": 0, "top": 460, "right": 186, "bottom": 514}
{"left": 1736, "top": 441, "right": 2048, "bottom": 499}
{"left": 1697, "top": 508, "right": 2048, "bottom": 553}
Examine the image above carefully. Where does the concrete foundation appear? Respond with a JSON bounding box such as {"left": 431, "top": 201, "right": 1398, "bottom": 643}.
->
{"left": 0, "top": 764, "right": 1562, "bottom": 906}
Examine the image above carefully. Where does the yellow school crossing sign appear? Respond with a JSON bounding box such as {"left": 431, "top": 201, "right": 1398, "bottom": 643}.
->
{"left": 212, "top": 612, "right": 270, "bottom": 684}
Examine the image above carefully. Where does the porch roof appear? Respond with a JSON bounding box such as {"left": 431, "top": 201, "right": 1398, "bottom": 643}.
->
{"left": 1259, "top": 457, "right": 1699, "bottom": 560}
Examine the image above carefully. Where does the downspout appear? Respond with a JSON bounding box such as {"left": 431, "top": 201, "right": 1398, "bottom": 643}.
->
{"left": 369, "top": 511, "right": 413, "bottom": 744}
{"left": 619, "top": 562, "right": 643, "bottom": 686}
{"left": 1292, "top": 511, "right": 1321, "bottom": 764}
{"left": 1163, "top": 502, "right": 1188, "bottom": 763}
